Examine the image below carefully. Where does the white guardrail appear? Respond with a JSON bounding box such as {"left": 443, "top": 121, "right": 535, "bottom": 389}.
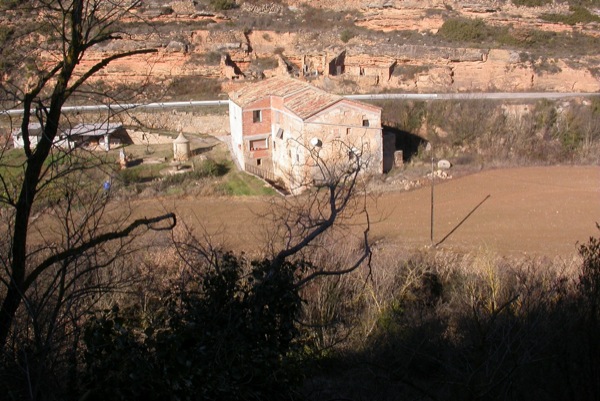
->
{"left": 2, "top": 100, "right": 231, "bottom": 116}
{"left": 3, "top": 93, "right": 598, "bottom": 115}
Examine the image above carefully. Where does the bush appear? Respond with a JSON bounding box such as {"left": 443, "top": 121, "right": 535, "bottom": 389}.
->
{"left": 301, "top": 5, "right": 356, "bottom": 30}
{"left": 437, "top": 17, "right": 490, "bottom": 42}
{"left": 391, "top": 64, "right": 429, "bottom": 80}
{"left": 166, "top": 76, "right": 222, "bottom": 100}
{"left": 340, "top": 29, "right": 356, "bottom": 43}
{"left": 305, "top": 242, "right": 600, "bottom": 400}
{"left": 195, "top": 158, "right": 229, "bottom": 177}
{"left": 209, "top": 0, "right": 236, "bottom": 11}
{"left": 579, "top": 226, "right": 600, "bottom": 315}
{"left": 82, "top": 254, "right": 306, "bottom": 401}
{"left": 512, "top": 0, "right": 552, "bottom": 6}
{"left": 203, "top": 50, "right": 222, "bottom": 65}
{"left": 541, "top": 5, "right": 600, "bottom": 25}
{"left": 251, "top": 56, "right": 279, "bottom": 73}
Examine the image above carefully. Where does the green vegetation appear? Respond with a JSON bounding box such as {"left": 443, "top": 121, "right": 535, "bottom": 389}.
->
{"left": 375, "top": 98, "right": 600, "bottom": 165}
{"left": 340, "top": 29, "right": 356, "bottom": 43}
{"left": 83, "top": 253, "right": 304, "bottom": 401}
{"left": 391, "top": 64, "right": 429, "bottom": 80}
{"left": 218, "top": 170, "right": 276, "bottom": 196}
{"left": 0, "top": 149, "right": 24, "bottom": 202}
{"left": 437, "top": 17, "right": 491, "bottom": 42}
{"left": 0, "top": 26, "right": 13, "bottom": 43}
{"left": 113, "top": 146, "right": 277, "bottom": 197}
{"left": 3, "top": 1, "right": 600, "bottom": 400}
{"left": 203, "top": 51, "right": 222, "bottom": 65}
{"left": 541, "top": 5, "right": 600, "bottom": 25}
{"left": 118, "top": 157, "right": 231, "bottom": 194}
{"left": 252, "top": 56, "right": 279, "bottom": 71}
{"left": 209, "top": 0, "right": 236, "bottom": 11}
{"left": 512, "top": 0, "right": 552, "bottom": 6}
{"left": 436, "top": 16, "right": 600, "bottom": 56}
{"left": 307, "top": 232, "right": 600, "bottom": 400}
{"left": 456, "top": 0, "right": 599, "bottom": 8}
{"left": 166, "top": 76, "right": 222, "bottom": 100}
{"left": 0, "top": 0, "right": 27, "bottom": 10}
{"left": 299, "top": 5, "right": 361, "bottom": 31}
{"left": 0, "top": 148, "right": 118, "bottom": 210}
{"left": 6, "top": 223, "right": 600, "bottom": 400}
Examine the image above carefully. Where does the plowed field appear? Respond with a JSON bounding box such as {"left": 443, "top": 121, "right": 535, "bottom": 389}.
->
{"left": 135, "top": 166, "right": 600, "bottom": 258}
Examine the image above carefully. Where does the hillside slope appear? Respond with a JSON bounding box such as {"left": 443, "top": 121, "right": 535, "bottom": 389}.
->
{"left": 2, "top": 0, "right": 599, "bottom": 99}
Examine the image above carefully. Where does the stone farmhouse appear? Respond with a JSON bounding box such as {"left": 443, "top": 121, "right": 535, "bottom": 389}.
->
{"left": 228, "top": 76, "right": 383, "bottom": 193}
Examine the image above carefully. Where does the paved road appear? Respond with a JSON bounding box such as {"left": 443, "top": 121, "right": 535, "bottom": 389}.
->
{"left": 4, "top": 92, "right": 599, "bottom": 115}
{"left": 348, "top": 92, "right": 600, "bottom": 101}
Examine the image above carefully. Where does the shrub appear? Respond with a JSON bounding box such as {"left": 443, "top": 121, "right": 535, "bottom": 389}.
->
{"left": 195, "top": 158, "right": 229, "bottom": 177}
{"left": 579, "top": 225, "right": 600, "bottom": 321}
{"left": 82, "top": 254, "right": 306, "bottom": 401}
{"left": 340, "top": 29, "right": 356, "bottom": 43}
{"left": 541, "top": 5, "right": 600, "bottom": 25}
{"left": 301, "top": 5, "right": 356, "bottom": 30}
{"left": 252, "top": 56, "right": 279, "bottom": 71}
{"left": 437, "top": 17, "right": 490, "bottom": 42}
{"left": 166, "top": 77, "right": 222, "bottom": 100}
{"left": 391, "top": 64, "right": 429, "bottom": 80}
{"left": 512, "top": 0, "right": 552, "bottom": 6}
{"left": 203, "top": 50, "right": 222, "bottom": 65}
{"left": 209, "top": 0, "right": 236, "bottom": 11}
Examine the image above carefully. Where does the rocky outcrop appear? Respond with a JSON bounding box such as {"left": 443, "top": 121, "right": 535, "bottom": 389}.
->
{"left": 27, "top": 0, "right": 596, "bottom": 96}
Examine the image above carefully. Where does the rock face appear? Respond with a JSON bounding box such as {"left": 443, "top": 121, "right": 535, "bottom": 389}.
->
{"left": 41, "top": 0, "right": 600, "bottom": 95}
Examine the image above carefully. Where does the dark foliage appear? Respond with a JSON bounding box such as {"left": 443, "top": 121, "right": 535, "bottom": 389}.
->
{"left": 437, "top": 17, "right": 492, "bottom": 42}
{"left": 541, "top": 6, "right": 600, "bottom": 25}
{"left": 513, "top": 0, "right": 552, "bottom": 6}
{"left": 209, "top": 0, "right": 237, "bottom": 11}
{"left": 82, "top": 254, "right": 307, "bottom": 401}
{"left": 309, "top": 229, "right": 600, "bottom": 401}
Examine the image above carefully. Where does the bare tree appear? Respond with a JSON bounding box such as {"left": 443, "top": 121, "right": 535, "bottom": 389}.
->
{"left": 256, "top": 137, "right": 376, "bottom": 289}
{"left": 0, "top": 0, "right": 175, "bottom": 351}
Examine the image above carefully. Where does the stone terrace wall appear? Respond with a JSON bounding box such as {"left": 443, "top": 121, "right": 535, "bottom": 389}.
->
{"left": 117, "top": 110, "right": 230, "bottom": 137}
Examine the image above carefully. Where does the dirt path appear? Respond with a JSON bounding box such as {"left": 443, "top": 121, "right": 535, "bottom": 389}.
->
{"left": 133, "top": 166, "right": 600, "bottom": 258}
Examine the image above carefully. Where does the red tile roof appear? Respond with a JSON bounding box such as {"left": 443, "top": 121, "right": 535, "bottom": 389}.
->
{"left": 229, "top": 76, "right": 379, "bottom": 120}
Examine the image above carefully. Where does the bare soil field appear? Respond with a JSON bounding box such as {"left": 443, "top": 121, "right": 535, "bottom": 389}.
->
{"left": 133, "top": 165, "right": 600, "bottom": 259}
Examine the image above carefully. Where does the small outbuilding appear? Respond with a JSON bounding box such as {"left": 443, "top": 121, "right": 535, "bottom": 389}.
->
{"left": 67, "top": 123, "right": 131, "bottom": 151}
{"left": 173, "top": 133, "right": 191, "bottom": 161}
{"left": 12, "top": 123, "right": 52, "bottom": 149}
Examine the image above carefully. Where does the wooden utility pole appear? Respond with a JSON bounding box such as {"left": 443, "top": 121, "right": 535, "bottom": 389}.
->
{"left": 430, "top": 145, "right": 435, "bottom": 247}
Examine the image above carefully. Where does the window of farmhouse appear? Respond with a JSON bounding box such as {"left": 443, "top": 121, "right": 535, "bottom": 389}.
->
{"left": 253, "top": 110, "right": 262, "bottom": 123}
{"left": 362, "top": 118, "right": 370, "bottom": 127}
{"left": 250, "top": 138, "right": 268, "bottom": 151}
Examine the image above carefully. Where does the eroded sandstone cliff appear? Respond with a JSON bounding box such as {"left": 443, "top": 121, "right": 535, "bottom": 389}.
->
{"left": 21, "top": 0, "right": 600, "bottom": 96}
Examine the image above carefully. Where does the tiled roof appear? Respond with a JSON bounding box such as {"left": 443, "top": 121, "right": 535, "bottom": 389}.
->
{"left": 230, "top": 76, "right": 372, "bottom": 120}
{"left": 67, "top": 123, "right": 123, "bottom": 137}
{"left": 11, "top": 123, "right": 43, "bottom": 137}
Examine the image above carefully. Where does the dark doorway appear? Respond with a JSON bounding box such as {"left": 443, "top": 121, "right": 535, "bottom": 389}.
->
{"left": 382, "top": 125, "right": 427, "bottom": 171}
